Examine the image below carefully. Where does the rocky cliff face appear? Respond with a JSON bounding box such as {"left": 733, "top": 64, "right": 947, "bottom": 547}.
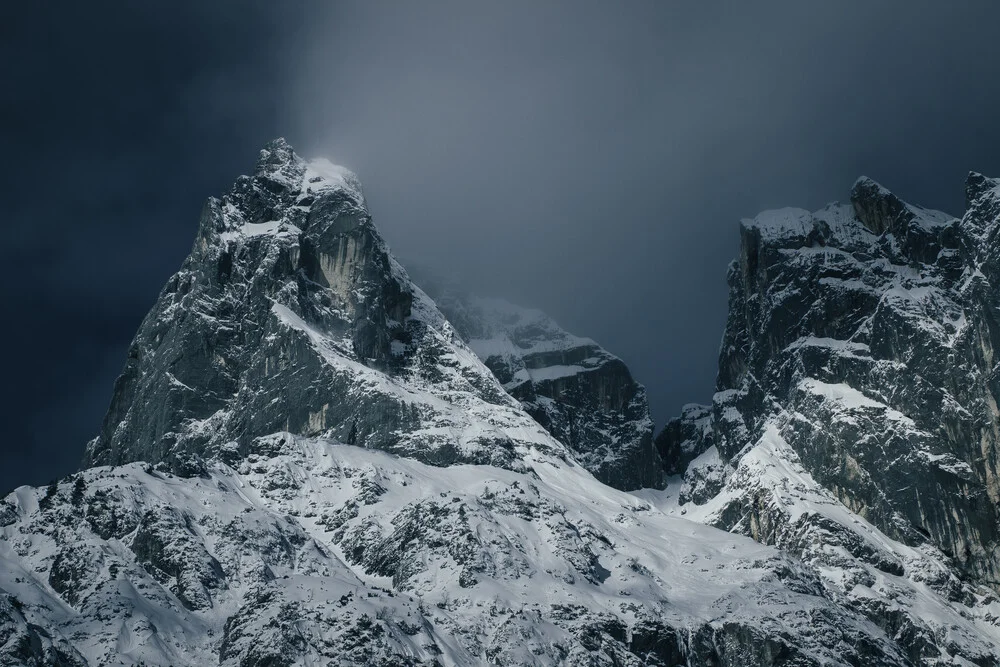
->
{"left": 656, "top": 403, "right": 714, "bottom": 477}
{"left": 657, "top": 174, "right": 1000, "bottom": 663}
{"left": 82, "top": 139, "right": 563, "bottom": 474}
{"left": 412, "top": 274, "right": 661, "bottom": 490}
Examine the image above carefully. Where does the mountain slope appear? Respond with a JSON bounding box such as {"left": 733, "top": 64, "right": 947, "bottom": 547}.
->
{"left": 3, "top": 434, "right": 919, "bottom": 666}
{"left": 412, "top": 272, "right": 661, "bottom": 490}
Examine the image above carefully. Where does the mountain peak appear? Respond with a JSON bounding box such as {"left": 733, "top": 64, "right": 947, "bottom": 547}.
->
{"left": 252, "top": 137, "right": 304, "bottom": 189}
{"left": 83, "top": 141, "right": 566, "bottom": 477}
{"left": 850, "top": 175, "right": 954, "bottom": 243}
{"left": 8, "top": 141, "right": 1000, "bottom": 665}
{"left": 256, "top": 136, "right": 297, "bottom": 167}
{"left": 664, "top": 168, "right": 1000, "bottom": 658}
{"left": 245, "top": 138, "right": 363, "bottom": 210}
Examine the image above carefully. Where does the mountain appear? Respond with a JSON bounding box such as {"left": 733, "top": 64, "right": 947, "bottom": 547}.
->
{"left": 81, "top": 139, "right": 562, "bottom": 475}
{"left": 1, "top": 140, "right": 999, "bottom": 665}
{"left": 656, "top": 175, "right": 1000, "bottom": 663}
{"left": 410, "top": 272, "right": 661, "bottom": 490}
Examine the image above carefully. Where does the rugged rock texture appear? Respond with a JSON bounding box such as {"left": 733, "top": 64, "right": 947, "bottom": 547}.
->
{"left": 657, "top": 174, "right": 1000, "bottom": 663}
{"left": 0, "top": 593, "right": 85, "bottom": 666}
{"left": 412, "top": 273, "right": 661, "bottom": 490}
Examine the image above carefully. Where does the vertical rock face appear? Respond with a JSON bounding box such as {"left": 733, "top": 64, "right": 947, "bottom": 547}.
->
{"left": 659, "top": 175, "right": 1000, "bottom": 661}
{"left": 82, "top": 139, "right": 565, "bottom": 473}
{"left": 718, "top": 176, "right": 1000, "bottom": 584}
{"left": 412, "top": 274, "right": 662, "bottom": 490}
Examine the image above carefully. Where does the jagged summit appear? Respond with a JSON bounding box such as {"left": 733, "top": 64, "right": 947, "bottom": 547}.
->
{"left": 850, "top": 175, "right": 953, "bottom": 238}
{"left": 254, "top": 137, "right": 303, "bottom": 181}
{"left": 850, "top": 175, "right": 903, "bottom": 235}
{"left": 965, "top": 171, "right": 998, "bottom": 207}
{"left": 253, "top": 138, "right": 365, "bottom": 206}
{"left": 213, "top": 138, "right": 365, "bottom": 239}
{"left": 739, "top": 177, "right": 955, "bottom": 268}
{"left": 742, "top": 177, "right": 953, "bottom": 238}
{"left": 82, "top": 139, "right": 565, "bottom": 473}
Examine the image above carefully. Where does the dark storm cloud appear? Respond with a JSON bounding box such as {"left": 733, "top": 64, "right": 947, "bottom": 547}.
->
{"left": 4, "top": 1, "right": 1000, "bottom": 492}
{"left": 281, "top": 1, "right": 1000, "bottom": 427}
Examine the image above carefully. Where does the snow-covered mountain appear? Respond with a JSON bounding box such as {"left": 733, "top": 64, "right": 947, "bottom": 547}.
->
{"left": 2, "top": 141, "right": 999, "bottom": 665}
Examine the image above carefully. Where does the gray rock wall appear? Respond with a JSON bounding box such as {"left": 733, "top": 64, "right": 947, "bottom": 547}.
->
{"left": 662, "top": 174, "right": 1000, "bottom": 589}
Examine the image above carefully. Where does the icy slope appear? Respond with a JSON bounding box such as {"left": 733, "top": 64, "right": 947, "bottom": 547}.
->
{"left": 3, "top": 435, "right": 915, "bottom": 666}
{"left": 412, "top": 272, "right": 661, "bottom": 491}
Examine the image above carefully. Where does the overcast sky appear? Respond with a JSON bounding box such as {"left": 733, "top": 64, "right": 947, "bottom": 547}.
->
{"left": 4, "top": 2, "right": 1000, "bottom": 492}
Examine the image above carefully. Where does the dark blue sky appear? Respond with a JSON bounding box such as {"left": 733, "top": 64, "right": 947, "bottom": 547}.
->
{"left": 4, "top": 1, "right": 1000, "bottom": 492}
